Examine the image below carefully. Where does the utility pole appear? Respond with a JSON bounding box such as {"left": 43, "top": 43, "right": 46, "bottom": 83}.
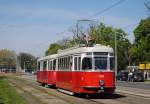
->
{"left": 115, "top": 32, "right": 118, "bottom": 77}
{"left": 76, "top": 21, "right": 79, "bottom": 45}
{"left": 24, "top": 61, "right": 26, "bottom": 72}
{"left": 15, "top": 54, "right": 19, "bottom": 72}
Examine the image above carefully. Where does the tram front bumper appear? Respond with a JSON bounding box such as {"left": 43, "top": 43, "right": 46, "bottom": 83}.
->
{"left": 81, "top": 86, "right": 115, "bottom": 94}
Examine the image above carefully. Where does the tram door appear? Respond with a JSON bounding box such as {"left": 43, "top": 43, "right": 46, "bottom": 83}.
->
{"left": 73, "top": 56, "right": 81, "bottom": 91}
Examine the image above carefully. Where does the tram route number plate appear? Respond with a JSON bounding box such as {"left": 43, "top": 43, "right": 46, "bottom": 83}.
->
{"left": 98, "top": 89, "right": 104, "bottom": 93}
{"left": 98, "top": 87, "right": 104, "bottom": 93}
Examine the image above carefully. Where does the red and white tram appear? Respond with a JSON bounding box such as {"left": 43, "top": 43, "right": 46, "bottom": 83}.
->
{"left": 37, "top": 44, "right": 115, "bottom": 95}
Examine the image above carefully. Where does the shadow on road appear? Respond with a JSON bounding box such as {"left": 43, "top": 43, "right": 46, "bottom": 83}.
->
{"left": 76, "top": 93, "right": 126, "bottom": 99}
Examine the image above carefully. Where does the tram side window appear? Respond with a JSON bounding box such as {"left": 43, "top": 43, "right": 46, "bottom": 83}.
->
{"left": 65, "top": 57, "right": 69, "bottom": 70}
{"left": 58, "top": 56, "right": 73, "bottom": 70}
{"left": 59, "top": 58, "right": 62, "bottom": 70}
{"left": 60, "top": 58, "right": 62, "bottom": 70}
{"left": 62, "top": 58, "right": 64, "bottom": 70}
{"left": 59, "top": 58, "right": 61, "bottom": 70}
{"left": 53, "top": 60, "right": 56, "bottom": 70}
{"left": 64, "top": 57, "right": 66, "bottom": 69}
{"left": 43, "top": 61, "right": 47, "bottom": 70}
{"left": 48, "top": 61, "right": 52, "bottom": 70}
{"left": 82, "top": 58, "right": 92, "bottom": 70}
{"left": 48, "top": 61, "right": 50, "bottom": 70}
{"left": 78, "top": 57, "right": 81, "bottom": 70}
{"left": 74, "top": 57, "right": 77, "bottom": 70}
{"left": 38, "top": 62, "right": 40, "bottom": 70}
{"left": 58, "top": 58, "right": 63, "bottom": 70}
{"left": 74, "top": 57, "right": 81, "bottom": 70}
{"left": 58, "top": 59, "right": 59, "bottom": 70}
{"left": 66, "top": 57, "right": 68, "bottom": 70}
{"left": 51, "top": 61, "right": 53, "bottom": 70}
{"left": 69, "top": 56, "right": 73, "bottom": 70}
{"left": 66, "top": 57, "right": 68, "bottom": 69}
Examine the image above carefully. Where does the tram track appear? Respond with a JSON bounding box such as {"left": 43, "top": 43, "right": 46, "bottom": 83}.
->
{"left": 8, "top": 77, "right": 71, "bottom": 104}
{"left": 7, "top": 78, "right": 45, "bottom": 104}
{"left": 7, "top": 75, "right": 150, "bottom": 104}
{"left": 8, "top": 75, "right": 104, "bottom": 104}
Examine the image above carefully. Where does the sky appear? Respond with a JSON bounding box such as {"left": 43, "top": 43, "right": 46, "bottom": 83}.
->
{"left": 0, "top": 0, "right": 148, "bottom": 57}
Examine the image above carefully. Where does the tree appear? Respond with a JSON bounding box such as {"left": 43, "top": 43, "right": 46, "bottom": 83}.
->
{"left": 69, "top": 20, "right": 95, "bottom": 46}
{"left": 89, "top": 23, "right": 132, "bottom": 69}
{"left": 45, "top": 22, "right": 132, "bottom": 70}
{"left": 18, "top": 52, "right": 37, "bottom": 72}
{"left": 45, "top": 43, "right": 62, "bottom": 56}
{"left": 0, "top": 49, "right": 16, "bottom": 69}
{"left": 132, "top": 17, "right": 150, "bottom": 64}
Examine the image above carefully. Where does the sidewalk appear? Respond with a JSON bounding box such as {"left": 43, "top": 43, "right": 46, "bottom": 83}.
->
{"left": 116, "top": 86, "right": 150, "bottom": 98}
{"left": 145, "top": 78, "right": 150, "bottom": 83}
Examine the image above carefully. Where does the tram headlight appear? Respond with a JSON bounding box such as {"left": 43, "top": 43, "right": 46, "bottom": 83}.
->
{"left": 99, "top": 80, "right": 105, "bottom": 86}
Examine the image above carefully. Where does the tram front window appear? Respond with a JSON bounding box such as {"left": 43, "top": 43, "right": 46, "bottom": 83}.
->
{"left": 82, "top": 57, "right": 92, "bottom": 70}
{"left": 94, "top": 57, "right": 107, "bottom": 70}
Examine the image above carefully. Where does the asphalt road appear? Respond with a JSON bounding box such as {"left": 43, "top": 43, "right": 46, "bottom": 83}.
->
{"left": 22, "top": 73, "right": 150, "bottom": 90}
{"left": 117, "top": 81, "right": 150, "bottom": 90}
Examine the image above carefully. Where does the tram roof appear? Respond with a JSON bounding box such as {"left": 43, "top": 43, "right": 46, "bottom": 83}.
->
{"left": 37, "top": 54, "right": 58, "bottom": 61}
{"left": 58, "top": 44, "right": 113, "bottom": 56}
{"left": 38, "top": 44, "right": 113, "bottom": 61}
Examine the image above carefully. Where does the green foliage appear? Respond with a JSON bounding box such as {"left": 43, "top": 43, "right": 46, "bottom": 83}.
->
{"left": 90, "top": 23, "right": 114, "bottom": 46}
{"left": 132, "top": 17, "right": 150, "bottom": 63}
{"left": 0, "top": 76, "right": 27, "bottom": 104}
{"left": 90, "top": 23, "right": 131, "bottom": 69}
{"left": 45, "top": 43, "right": 62, "bottom": 56}
{"left": 46, "top": 22, "right": 132, "bottom": 70}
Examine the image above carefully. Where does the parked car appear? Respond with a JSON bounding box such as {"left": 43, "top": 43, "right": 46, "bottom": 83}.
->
{"left": 131, "top": 72, "right": 144, "bottom": 82}
{"left": 116, "top": 71, "right": 128, "bottom": 81}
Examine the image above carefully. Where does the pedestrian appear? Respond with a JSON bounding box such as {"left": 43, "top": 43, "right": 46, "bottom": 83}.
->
{"left": 145, "top": 72, "right": 148, "bottom": 80}
{"left": 128, "top": 71, "right": 133, "bottom": 82}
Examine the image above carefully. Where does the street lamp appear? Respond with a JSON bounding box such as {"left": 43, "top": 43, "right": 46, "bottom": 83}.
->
{"left": 115, "top": 31, "right": 117, "bottom": 77}
{"left": 114, "top": 32, "right": 124, "bottom": 77}
{"left": 24, "top": 61, "right": 26, "bottom": 72}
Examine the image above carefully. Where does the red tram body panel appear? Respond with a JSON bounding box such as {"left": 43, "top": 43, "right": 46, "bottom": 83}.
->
{"left": 56, "top": 71, "right": 73, "bottom": 90}
{"left": 37, "top": 71, "right": 57, "bottom": 86}
{"left": 37, "top": 71, "right": 47, "bottom": 83}
{"left": 47, "top": 71, "right": 57, "bottom": 86}
{"left": 56, "top": 71, "right": 115, "bottom": 94}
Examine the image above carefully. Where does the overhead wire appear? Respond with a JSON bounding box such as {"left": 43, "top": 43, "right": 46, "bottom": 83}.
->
{"left": 32, "top": 0, "right": 128, "bottom": 56}
{"left": 55, "top": 0, "right": 127, "bottom": 36}
{"left": 86, "top": 0, "right": 126, "bottom": 19}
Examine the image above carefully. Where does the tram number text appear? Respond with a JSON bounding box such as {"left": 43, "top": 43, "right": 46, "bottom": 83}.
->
{"left": 99, "top": 75, "right": 104, "bottom": 78}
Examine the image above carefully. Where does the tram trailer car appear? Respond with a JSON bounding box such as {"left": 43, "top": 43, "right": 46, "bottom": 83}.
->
{"left": 37, "top": 54, "right": 57, "bottom": 87}
{"left": 37, "top": 44, "right": 115, "bottom": 95}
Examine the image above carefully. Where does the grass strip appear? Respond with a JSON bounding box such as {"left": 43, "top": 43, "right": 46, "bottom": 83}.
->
{"left": 0, "top": 76, "right": 28, "bottom": 104}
